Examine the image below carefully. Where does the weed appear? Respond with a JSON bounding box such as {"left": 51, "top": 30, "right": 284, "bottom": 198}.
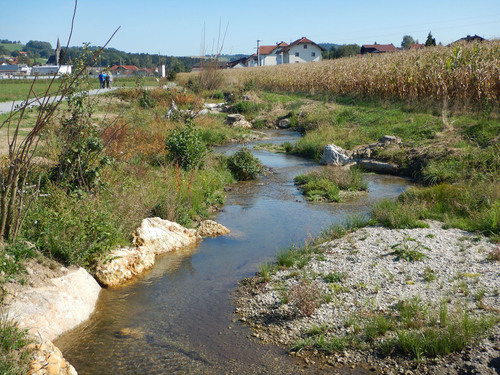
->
{"left": 364, "top": 315, "right": 392, "bottom": 342}
{"left": 259, "top": 262, "right": 271, "bottom": 282}
{"left": 323, "top": 272, "right": 345, "bottom": 283}
{"left": 288, "top": 279, "right": 324, "bottom": 317}
{"left": 422, "top": 267, "right": 438, "bottom": 283}
{"left": 487, "top": 246, "right": 500, "bottom": 261}
{"left": 389, "top": 236, "right": 429, "bottom": 262}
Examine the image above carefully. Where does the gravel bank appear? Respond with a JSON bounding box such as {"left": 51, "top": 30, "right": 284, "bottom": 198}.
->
{"left": 235, "top": 221, "right": 500, "bottom": 374}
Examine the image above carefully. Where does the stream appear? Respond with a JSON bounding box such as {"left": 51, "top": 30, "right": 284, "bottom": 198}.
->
{"left": 55, "top": 130, "right": 412, "bottom": 374}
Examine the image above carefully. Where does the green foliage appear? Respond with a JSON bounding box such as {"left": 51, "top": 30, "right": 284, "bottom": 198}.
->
{"left": 373, "top": 183, "right": 500, "bottom": 238}
{"left": 0, "top": 318, "right": 32, "bottom": 375}
{"left": 295, "top": 166, "right": 367, "bottom": 202}
{"left": 389, "top": 236, "right": 429, "bottom": 262}
{"left": 425, "top": 32, "right": 437, "bottom": 47}
{"left": 50, "top": 54, "right": 112, "bottom": 193}
{"left": 24, "top": 186, "right": 126, "bottom": 266}
{"left": 229, "top": 101, "right": 267, "bottom": 116}
{"left": 259, "top": 262, "right": 271, "bottom": 282}
{"left": 401, "top": 35, "right": 417, "bottom": 50}
{"left": 138, "top": 90, "right": 157, "bottom": 108}
{"left": 226, "top": 148, "right": 263, "bottom": 181}
{"left": 323, "top": 272, "right": 344, "bottom": 283}
{"left": 165, "top": 121, "right": 208, "bottom": 171}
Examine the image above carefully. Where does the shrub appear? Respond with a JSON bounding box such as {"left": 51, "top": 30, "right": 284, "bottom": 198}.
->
{"left": 288, "top": 279, "right": 324, "bottom": 316}
{"left": 23, "top": 187, "right": 126, "bottom": 267}
{"left": 138, "top": 90, "right": 157, "bottom": 108}
{"left": 165, "top": 121, "right": 208, "bottom": 171}
{"left": 295, "top": 166, "right": 367, "bottom": 202}
{"left": 226, "top": 148, "right": 263, "bottom": 181}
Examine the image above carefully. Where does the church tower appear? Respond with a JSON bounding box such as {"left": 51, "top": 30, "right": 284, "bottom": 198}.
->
{"left": 55, "top": 38, "right": 61, "bottom": 66}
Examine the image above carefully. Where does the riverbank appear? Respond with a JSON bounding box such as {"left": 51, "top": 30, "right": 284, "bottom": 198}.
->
{"left": 235, "top": 220, "right": 500, "bottom": 374}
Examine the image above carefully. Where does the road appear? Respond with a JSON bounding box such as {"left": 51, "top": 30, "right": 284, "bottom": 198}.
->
{"left": 0, "top": 87, "right": 119, "bottom": 115}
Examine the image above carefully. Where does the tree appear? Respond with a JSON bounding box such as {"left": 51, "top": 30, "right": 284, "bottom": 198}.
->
{"left": 335, "top": 44, "right": 361, "bottom": 58}
{"left": 23, "top": 40, "right": 53, "bottom": 58}
{"left": 401, "top": 35, "right": 417, "bottom": 49}
{"left": 425, "top": 32, "right": 436, "bottom": 47}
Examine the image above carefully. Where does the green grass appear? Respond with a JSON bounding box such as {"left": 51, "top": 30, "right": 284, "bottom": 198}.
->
{"left": 290, "top": 298, "right": 498, "bottom": 362}
{"left": 0, "top": 43, "right": 24, "bottom": 53}
{"left": 295, "top": 166, "right": 367, "bottom": 202}
{"left": 372, "top": 182, "right": 500, "bottom": 240}
{"left": 0, "top": 317, "right": 32, "bottom": 375}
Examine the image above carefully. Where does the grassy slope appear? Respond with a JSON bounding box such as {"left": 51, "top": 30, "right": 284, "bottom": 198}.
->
{"left": 0, "top": 43, "right": 24, "bottom": 53}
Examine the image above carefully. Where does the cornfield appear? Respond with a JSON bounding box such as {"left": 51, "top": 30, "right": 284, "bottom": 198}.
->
{"left": 224, "top": 41, "right": 500, "bottom": 108}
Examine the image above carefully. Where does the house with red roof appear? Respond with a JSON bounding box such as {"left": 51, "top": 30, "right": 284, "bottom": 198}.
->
{"left": 109, "top": 64, "right": 151, "bottom": 76}
{"left": 236, "top": 37, "right": 325, "bottom": 68}
{"left": 360, "top": 44, "right": 398, "bottom": 54}
{"left": 279, "top": 37, "right": 326, "bottom": 64}
{"left": 256, "top": 41, "right": 289, "bottom": 66}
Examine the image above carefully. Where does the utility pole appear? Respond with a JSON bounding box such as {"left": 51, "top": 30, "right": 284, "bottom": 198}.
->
{"left": 257, "top": 40, "right": 261, "bottom": 67}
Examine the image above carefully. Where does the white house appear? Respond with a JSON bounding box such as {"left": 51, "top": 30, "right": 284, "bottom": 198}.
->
{"left": 239, "top": 37, "right": 325, "bottom": 68}
{"left": 279, "top": 37, "right": 325, "bottom": 64}
{"left": 258, "top": 42, "right": 288, "bottom": 66}
{"left": 32, "top": 65, "right": 72, "bottom": 76}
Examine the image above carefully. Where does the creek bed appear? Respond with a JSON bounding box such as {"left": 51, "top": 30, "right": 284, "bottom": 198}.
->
{"left": 55, "top": 130, "right": 412, "bottom": 374}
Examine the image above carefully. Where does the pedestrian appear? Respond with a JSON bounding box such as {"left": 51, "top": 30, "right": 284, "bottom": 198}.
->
{"left": 98, "top": 72, "right": 105, "bottom": 89}
{"left": 105, "top": 72, "right": 112, "bottom": 88}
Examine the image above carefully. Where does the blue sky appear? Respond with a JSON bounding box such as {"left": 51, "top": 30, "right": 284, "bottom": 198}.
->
{"left": 2, "top": 0, "right": 500, "bottom": 56}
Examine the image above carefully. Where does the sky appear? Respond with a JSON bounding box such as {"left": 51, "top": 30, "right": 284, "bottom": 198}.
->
{"left": 2, "top": 0, "right": 500, "bottom": 57}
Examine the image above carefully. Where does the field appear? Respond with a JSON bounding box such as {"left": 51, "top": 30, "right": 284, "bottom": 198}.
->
{"left": 0, "top": 76, "right": 160, "bottom": 103}
{"left": 219, "top": 40, "right": 500, "bottom": 111}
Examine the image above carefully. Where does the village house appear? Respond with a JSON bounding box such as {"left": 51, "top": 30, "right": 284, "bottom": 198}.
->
{"left": 279, "top": 37, "right": 326, "bottom": 64}
{"left": 231, "top": 37, "right": 325, "bottom": 68}
{"left": 360, "top": 44, "right": 398, "bottom": 54}
{"left": 109, "top": 64, "right": 152, "bottom": 76}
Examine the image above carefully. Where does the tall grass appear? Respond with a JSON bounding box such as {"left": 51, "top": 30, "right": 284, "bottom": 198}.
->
{"left": 224, "top": 41, "right": 500, "bottom": 110}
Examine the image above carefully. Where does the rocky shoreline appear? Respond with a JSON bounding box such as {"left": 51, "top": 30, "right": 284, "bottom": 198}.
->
{"left": 2, "top": 218, "right": 230, "bottom": 375}
{"left": 235, "top": 221, "right": 500, "bottom": 374}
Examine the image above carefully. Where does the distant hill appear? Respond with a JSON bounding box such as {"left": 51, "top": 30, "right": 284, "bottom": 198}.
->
{"left": 0, "top": 42, "right": 24, "bottom": 53}
{"left": 319, "top": 43, "right": 340, "bottom": 51}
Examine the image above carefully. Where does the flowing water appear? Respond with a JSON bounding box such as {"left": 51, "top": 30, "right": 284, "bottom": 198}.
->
{"left": 55, "top": 130, "right": 412, "bottom": 374}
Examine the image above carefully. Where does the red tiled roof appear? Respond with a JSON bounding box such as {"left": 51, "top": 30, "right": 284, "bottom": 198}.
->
{"left": 362, "top": 44, "right": 398, "bottom": 53}
{"left": 259, "top": 42, "right": 289, "bottom": 55}
{"left": 110, "top": 65, "right": 140, "bottom": 71}
{"left": 259, "top": 45, "right": 277, "bottom": 55}
{"left": 281, "top": 37, "right": 326, "bottom": 52}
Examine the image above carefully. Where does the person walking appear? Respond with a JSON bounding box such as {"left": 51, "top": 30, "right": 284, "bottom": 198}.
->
{"left": 98, "top": 72, "right": 105, "bottom": 89}
{"left": 105, "top": 72, "right": 112, "bottom": 88}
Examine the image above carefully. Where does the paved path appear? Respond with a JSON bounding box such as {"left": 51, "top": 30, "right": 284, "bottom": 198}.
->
{"left": 0, "top": 87, "right": 119, "bottom": 115}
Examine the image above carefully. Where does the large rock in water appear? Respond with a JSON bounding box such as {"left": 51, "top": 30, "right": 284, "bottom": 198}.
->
{"left": 95, "top": 218, "right": 201, "bottom": 287}
{"left": 3, "top": 267, "right": 101, "bottom": 342}
{"left": 320, "top": 144, "right": 352, "bottom": 165}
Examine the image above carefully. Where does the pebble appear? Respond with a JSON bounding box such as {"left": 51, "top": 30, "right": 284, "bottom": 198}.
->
{"left": 235, "top": 221, "right": 500, "bottom": 374}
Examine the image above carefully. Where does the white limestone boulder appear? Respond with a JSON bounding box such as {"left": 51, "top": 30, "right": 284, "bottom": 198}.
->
{"left": 4, "top": 267, "right": 101, "bottom": 342}
{"left": 319, "top": 144, "right": 352, "bottom": 166}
